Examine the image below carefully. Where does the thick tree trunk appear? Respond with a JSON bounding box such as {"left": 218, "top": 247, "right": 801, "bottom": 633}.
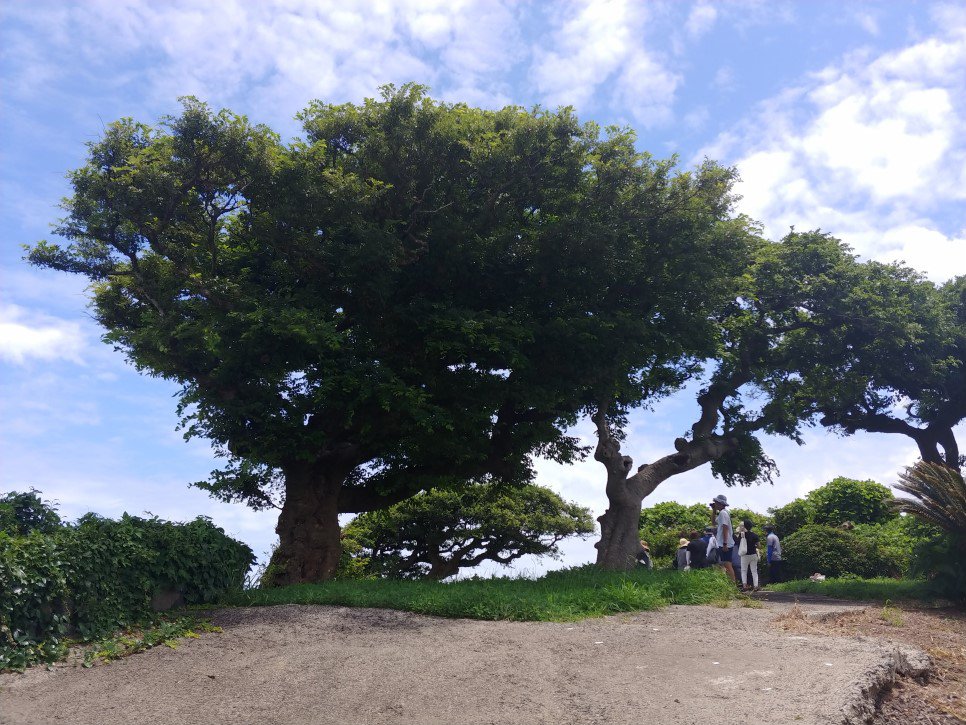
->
{"left": 592, "top": 405, "right": 739, "bottom": 570}
{"left": 268, "top": 464, "right": 348, "bottom": 586}
{"left": 427, "top": 557, "right": 461, "bottom": 580}
{"left": 596, "top": 493, "right": 646, "bottom": 569}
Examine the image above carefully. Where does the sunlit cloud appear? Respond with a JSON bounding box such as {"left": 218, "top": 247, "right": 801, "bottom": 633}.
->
{"left": 0, "top": 304, "right": 86, "bottom": 364}
{"left": 700, "top": 18, "right": 966, "bottom": 281}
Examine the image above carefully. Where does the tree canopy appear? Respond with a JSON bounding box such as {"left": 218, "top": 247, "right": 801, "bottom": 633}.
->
{"left": 793, "top": 259, "right": 964, "bottom": 470}
{"left": 342, "top": 482, "right": 594, "bottom": 579}
{"left": 28, "top": 85, "right": 754, "bottom": 582}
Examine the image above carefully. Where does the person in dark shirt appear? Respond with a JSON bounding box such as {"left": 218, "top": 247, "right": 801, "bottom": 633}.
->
{"left": 738, "top": 519, "right": 761, "bottom": 591}
{"left": 636, "top": 539, "right": 653, "bottom": 569}
{"left": 686, "top": 530, "right": 707, "bottom": 568}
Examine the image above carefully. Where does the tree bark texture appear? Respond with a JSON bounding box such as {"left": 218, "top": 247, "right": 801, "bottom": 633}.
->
{"left": 593, "top": 401, "right": 740, "bottom": 570}
{"left": 268, "top": 464, "right": 347, "bottom": 586}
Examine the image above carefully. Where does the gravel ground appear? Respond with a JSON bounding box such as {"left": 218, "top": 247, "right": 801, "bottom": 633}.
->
{"left": 0, "top": 598, "right": 928, "bottom": 725}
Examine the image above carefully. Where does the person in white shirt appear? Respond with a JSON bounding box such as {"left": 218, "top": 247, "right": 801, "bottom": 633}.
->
{"left": 711, "top": 494, "right": 735, "bottom": 581}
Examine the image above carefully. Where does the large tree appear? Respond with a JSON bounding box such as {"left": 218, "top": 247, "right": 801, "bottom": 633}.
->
{"left": 29, "top": 86, "right": 753, "bottom": 583}
{"left": 592, "top": 231, "right": 941, "bottom": 568}
{"left": 342, "top": 482, "right": 594, "bottom": 580}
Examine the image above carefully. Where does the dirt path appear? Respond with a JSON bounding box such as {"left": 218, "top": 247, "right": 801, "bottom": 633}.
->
{"left": 0, "top": 598, "right": 928, "bottom": 725}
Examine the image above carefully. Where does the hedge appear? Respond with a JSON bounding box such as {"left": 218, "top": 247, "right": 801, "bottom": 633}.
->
{"left": 782, "top": 523, "right": 897, "bottom": 580}
{"left": 0, "top": 514, "right": 253, "bottom": 671}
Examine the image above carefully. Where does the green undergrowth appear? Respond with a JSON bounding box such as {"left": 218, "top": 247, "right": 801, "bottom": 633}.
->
{"left": 81, "top": 616, "right": 221, "bottom": 667}
{"left": 230, "top": 565, "right": 737, "bottom": 621}
{"left": 767, "top": 577, "right": 935, "bottom": 602}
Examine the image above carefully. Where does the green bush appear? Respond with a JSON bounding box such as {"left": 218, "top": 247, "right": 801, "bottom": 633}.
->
{"left": 782, "top": 523, "right": 897, "bottom": 579}
{"left": 0, "top": 512, "right": 253, "bottom": 671}
{"left": 0, "top": 532, "right": 69, "bottom": 671}
{"left": 768, "top": 478, "right": 895, "bottom": 536}
{"left": 809, "top": 477, "right": 894, "bottom": 526}
{"left": 0, "top": 489, "right": 62, "bottom": 536}
{"left": 767, "top": 498, "right": 814, "bottom": 536}
{"left": 909, "top": 528, "right": 966, "bottom": 602}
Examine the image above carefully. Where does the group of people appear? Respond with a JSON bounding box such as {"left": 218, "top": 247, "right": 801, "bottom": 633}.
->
{"left": 637, "top": 494, "right": 784, "bottom": 591}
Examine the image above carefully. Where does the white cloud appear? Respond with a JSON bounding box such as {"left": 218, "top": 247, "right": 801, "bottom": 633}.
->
{"left": 1, "top": 0, "right": 524, "bottom": 133}
{"left": 530, "top": 0, "right": 680, "bottom": 126}
{"left": 0, "top": 304, "right": 86, "bottom": 365}
{"left": 686, "top": 2, "right": 718, "bottom": 39}
{"left": 701, "top": 19, "right": 966, "bottom": 281}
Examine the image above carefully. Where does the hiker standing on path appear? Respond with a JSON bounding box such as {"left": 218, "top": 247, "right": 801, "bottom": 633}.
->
{"left": 765, "top": 525, "right": 783, "bottom": 583}
{"left": 738, "top": 519, "right": 761, "bottom": 591}
{"left": 711, "top": 495, "right": 735, "bottom": 581}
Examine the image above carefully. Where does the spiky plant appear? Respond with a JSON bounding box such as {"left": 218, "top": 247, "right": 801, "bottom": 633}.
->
{"left": 895, "top": 462, "right": 966, "bottom": 539}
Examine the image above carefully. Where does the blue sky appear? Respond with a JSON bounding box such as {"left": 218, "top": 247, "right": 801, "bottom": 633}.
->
{"left": 2, "top": 0, "right": 965, "bottom": 575}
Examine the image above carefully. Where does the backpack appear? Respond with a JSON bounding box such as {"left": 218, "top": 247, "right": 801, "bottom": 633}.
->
{"left": 706, "top": 546, "right": 720, "bottom": 565}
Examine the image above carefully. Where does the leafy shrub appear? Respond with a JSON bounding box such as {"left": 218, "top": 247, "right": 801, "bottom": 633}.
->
{"left": 0, "top": 489, "right": 61, "bottom": 536}
{"left": 0, "top": 512, "right": 253, "bottom": 671}
{"left": 782, "top": 523, "right": 896, "bottom": 579}
{"left": 896, "top": 462, "right": 966, "bottom": 601}
{"left": 0, "top": 532, "right": 69, "bottom": 670}
{"left": 768, "top": 498, "right": 814, "bottom": 536}
{"left": 809, "top": 477, "right": 894, "bottom": 526}
{"left": 768, "top": 477, "right": 895, "bottom": 536}
{"left": 730, "top": 507, "right": 769, "bottom": 531}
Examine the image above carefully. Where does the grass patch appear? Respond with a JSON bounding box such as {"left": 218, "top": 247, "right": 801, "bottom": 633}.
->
{"left": 767, "top": 577, "right": 933, "bottom": 602}
{"left": 229, "top": 565, "right": 737, "bottom": 622}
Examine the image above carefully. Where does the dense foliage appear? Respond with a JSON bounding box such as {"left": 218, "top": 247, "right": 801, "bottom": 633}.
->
{"left": 767, "top": 477, "right": 895, "bottom": 536}
{"left": 638, "top": 502, "right": 717, "bottom": 562}
{"left": 28, "top": 85, "right": 762, "bottom": 583}
{"left": 0, "top": 502, "right": 253, "bottom": 671}
{"left": 341, "top": 483, "right": 594, "bottom": 579}
{"left": 781, "top": 524, "right": 895, "bottom": 579}
{"left": 809, "top": 477, "right": 894, "bottom": 526}
{"left": 895, "top": 462, "right": 966, "bottom": 600}
{"left": 0, "top": 489, "right": 62, "bottom": 535}
{"left": 804, "top": 270, "right": 965, "bottom": 470}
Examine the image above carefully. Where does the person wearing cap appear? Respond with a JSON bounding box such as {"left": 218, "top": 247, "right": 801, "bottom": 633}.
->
{"left": 675, "top": 537, "right": 691, "bottom": 571}
{"left": 711, "top": 494, "right": 735, "bottom": 581}
{"left": 765, "top": 525, "right": 783, "bottom": 583}
{"left": 636, "top": 539, "right": 653, "bottom": 570}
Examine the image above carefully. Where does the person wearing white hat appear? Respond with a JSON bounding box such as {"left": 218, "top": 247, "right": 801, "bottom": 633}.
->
{"left": 675, "top": 538, "right": 691, "bottom": 571}
{"left": 710, "top": 494, "right": 735, "bottom": 582}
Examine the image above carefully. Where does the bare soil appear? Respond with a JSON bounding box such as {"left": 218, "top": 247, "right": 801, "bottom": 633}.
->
{"left": 767, "top": 595, "right": 966, "bottom": 724}
{"left": 0, "top": 597, "right": 945, "bottom": 725}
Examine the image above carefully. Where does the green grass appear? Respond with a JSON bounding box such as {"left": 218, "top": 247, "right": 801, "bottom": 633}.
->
{"left": 767, "top": 577, "right": 934, "bottom": 602}
{"left": 228, "top": 565, "right": 737, "bottom": 622}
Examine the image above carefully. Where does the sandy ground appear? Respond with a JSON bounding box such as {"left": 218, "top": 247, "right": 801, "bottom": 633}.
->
{"left": 0, "top": 597, "right": 929, "bottom": 725}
